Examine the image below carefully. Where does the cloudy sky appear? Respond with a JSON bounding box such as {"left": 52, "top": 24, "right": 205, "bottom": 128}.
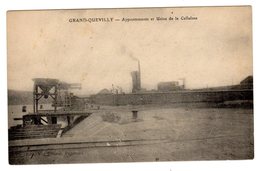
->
{"left": 7, "top": 7, "right": 252, "bottom": 95}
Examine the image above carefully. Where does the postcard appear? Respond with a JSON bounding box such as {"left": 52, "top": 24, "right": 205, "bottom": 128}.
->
{"left": 7, "top": 6, "right": 253, "bottom": 164}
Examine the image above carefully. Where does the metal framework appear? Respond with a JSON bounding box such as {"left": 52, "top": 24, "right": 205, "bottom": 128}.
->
{"left": 32, "top": 78, "right": 81, "bottom": 114}
{"left": 33, "top": 78, "right": 59, "bottom": 113}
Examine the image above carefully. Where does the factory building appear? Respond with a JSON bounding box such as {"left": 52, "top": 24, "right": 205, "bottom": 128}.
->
{"left": 240, "top": 76, "right": 253, "bottom": 89}
{"left": 157, "top": 81, "right": 183, "bottom": 92}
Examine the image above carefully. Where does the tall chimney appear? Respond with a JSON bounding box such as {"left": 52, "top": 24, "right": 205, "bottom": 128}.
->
{"left": 138, "top": 60, "right": 141, "bottom": 90}
{"left": 131, "top": 60, "right": 141, "bottom": 93}
{"left": 131, "top": 71, "right": 138, "bottom": 93}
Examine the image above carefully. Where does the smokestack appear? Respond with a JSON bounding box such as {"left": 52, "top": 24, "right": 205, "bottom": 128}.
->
{"left": 138, "top": 60, "right": 141, "bottom": 89}
{"left": 131, "top": 60, "right": 141, "bottom": 93}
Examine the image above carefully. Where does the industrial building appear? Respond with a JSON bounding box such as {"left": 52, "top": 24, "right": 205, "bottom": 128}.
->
{"left": 157, "top": 81, "right": 183, "bottom": 92}
{"left": 88, "top": 58, "right": 253, "bottom": 106}
{"left": 240, "top": 76, "right": 253, "bottom": 89}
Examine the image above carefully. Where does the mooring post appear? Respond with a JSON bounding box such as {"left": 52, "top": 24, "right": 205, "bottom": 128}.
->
{"left": 67, "top": 116, "right": 71, "bottom": 126}
{"left": 132, "top": 110, "right": 138, "bottom": 119}
{"left": 22, "top": 106, "right": 27, "bottom": 112}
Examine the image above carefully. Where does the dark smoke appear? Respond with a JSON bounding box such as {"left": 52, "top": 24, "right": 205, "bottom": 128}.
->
{"left": 120, "top": 45, "right": 139, "bottom": 62}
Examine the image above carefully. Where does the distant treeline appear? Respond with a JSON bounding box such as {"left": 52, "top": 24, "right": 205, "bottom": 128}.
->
{"left": 8, "top": 89, "right": 52, "bottom": 105}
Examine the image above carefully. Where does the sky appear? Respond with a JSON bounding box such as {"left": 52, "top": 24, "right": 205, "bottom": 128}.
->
{"left": 7, "top": 6, "right": 252, "bottom": 95}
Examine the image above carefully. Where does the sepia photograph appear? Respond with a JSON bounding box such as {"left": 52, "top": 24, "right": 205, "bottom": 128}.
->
{"left": 7, "top": 6, "right": 253, "bottom": 164}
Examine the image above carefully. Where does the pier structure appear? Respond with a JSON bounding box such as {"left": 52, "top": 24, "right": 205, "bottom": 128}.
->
{"left": 9, "top": 78, "right": 93, "bottom": 140}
